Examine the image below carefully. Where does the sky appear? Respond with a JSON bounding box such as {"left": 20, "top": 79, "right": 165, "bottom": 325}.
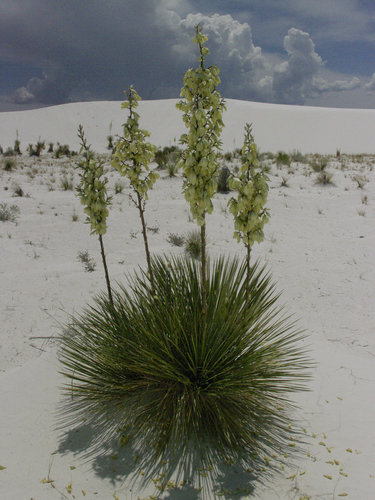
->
{"left": 1, "top": 0, "right": 375, "bottom": 111}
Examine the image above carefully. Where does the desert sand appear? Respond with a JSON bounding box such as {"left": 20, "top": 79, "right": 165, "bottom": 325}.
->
{"left": 0, "top": 99, "right": 374, "bottom": 499}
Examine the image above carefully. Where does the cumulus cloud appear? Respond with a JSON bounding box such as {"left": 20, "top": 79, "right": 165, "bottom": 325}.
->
{"left": 364, "top": 73, "right": 375, "bottom": 91}
{"left": 314, "top": 77, "right": 361, "bottom": 92}
{"left": 174, "top": 13, "right": 272, "bottom": 101}
{"left": 10, "top": 66, "right": 79, "bottom": 105}
{"left": 271, "top": 28, "right": 323, "bottom": 103}
{"left": 173, "top": 18, "right": 361, "bottom": 105}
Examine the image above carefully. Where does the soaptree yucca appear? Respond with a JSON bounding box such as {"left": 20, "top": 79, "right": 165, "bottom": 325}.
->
{"left": 229, "top": 123, "right": 270, "bottom": 296}
{"left": 112, "top": 86, "right": 158, "bottom": 291}
{"left": 59, "top": 255, "right": 310, "bottom": 485}
{"left": 76, "top": 125, "right": 113, "bottom": 304}
{"left": 177, "top": 25, "right": 226, "bottom": 312}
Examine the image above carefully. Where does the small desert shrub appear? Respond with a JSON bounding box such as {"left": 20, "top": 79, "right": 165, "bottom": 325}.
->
{"left": 223, "top": 151, "right": 233, "bottom": 161}
{"left": 3, "top": 147, "right": 15, "bottom": 157}
{"left": 28, "top": 141, "right": 45, "bottom": 157}
{"left": 167, "top": 233, "right": 185, "bottom": 247}
{"left": 352, "top": 174, "right": 368, "bottom": 189}
{"left": 290, "top": 150, "right": 306, "bottom": 163}
{"left": 217, "top": 165, "right": 231, "bottom": 193}
{"left": 361, "top": 195, "right": 368, "bottom": 205}
{"left": 310, "top": 157, "right": 327, "bottom": 173}
{"left": 280, "top": 176, "right": 289, "bottom": 187}
{"left": 59, "top": 256, "right": 310, "bottom": 484}
{"left": 14, "top": 139, "right": 21, "bottom": 155}
{"left": 48, "top": 142, "right": 54, "bottom": 153}
{"left": 61, "top": 176, "right": 74, "bottom": 191}
{"left": 12, "top": 183, "right": 24, "bottom": 197}
{"left": 114, "top": 181, "right": 125, "bottom": 194}
{"left": 72, "top": 211, "right": 79, "bottom": 222}
{"left": 3, "top": 158, "right": 15, "bottom": 171}
{"left": 77, "top": 250, "right": 96, "bottom": 272}
{"left": 147, "top": 225, "right": 159, "bottom": 234}
{"left": 55, "top": 144, "right": 71, "bottom": 158}
{"left": 276, "top": 151, "right": 291, "bottom": 167}
{"left": 167, "top": 160, "right": 179, "bottom": 177}
{"left": 154, "top": 146, "right": 180, "bottom": 169}
{"left": 107, "top": 135, "right": 114, "bottom": 151}
{"left": 358, "top": 209, "right": 366, "bottom": 217}
{"left": 261, "top": 152, "right": 275, "bottom": 160}
{"left": 0, "top": 203, "right": 19, "bottom": 222}
{"left": 315, "top": 172, "right": 333, "bottom": 185}
{"left": 184, "top": 229, "right": 201, "bottom": 259}
{"left": 233, "top": 147, "right": 242, "bottom": 158}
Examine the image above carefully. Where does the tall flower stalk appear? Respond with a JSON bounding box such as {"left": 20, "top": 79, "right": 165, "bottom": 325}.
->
{"left": 229, "top": 123, "right": 270, "bottom": 296}
{"left": 112, "top": 86, "right": 158, "bottom": 292}
{"left": 76, "top": 125, "right": 113, "bottom": 304}
{"left": 177, "top": 25, "right": 226, "bottom": 312}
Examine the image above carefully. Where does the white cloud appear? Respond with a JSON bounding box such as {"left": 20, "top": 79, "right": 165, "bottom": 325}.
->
{"left": 314, "top": 77, "right": 361, "bottom": 92}
{"left": 364, "top": 73, "right": 375, "bottom": 92}
{"left": 171, "top": 16, "right": 362, "bottom": 105}
{"left": 271, "top": 28, "right": 323, "bottom": 103}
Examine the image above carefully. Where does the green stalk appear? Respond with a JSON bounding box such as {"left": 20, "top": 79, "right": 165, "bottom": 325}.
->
{"left": 200, "top": 221, "right": 207, "bottom": 314}
{"left": 136, "top": 191, "right": 155, "bottom": 294}
{"left": 99, "top": 234, "right": 113, "bottom": 306}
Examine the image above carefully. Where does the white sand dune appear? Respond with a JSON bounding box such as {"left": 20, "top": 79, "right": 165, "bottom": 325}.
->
{"left": 0, "top": 99, "right": 374, "bottom": 499}
{"left": 1, "top": 98, "right": 375, "bottom": 154}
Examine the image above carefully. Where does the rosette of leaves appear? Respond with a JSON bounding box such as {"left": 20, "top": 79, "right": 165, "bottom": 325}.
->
{"left": 59, "top": 255, "right": 311, "bottom": 487}
{"left": 112, "top": 86, "right": 158, "bottom": 290}
{"left": 229, "top": 123, "right": 270, "bottom": 293}
{"left": 176, "top": 25, "right": 226, "bottom": 309}
{"left": 76, "top": 125, "right": 113, "bottom": 303}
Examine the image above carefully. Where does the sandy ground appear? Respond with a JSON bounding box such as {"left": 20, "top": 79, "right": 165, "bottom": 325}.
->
{"left": 0, "top": 100, "right": 375, "bottom": 499}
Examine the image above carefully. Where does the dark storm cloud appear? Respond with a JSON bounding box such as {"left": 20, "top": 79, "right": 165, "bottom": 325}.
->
{"left": 1, "top": 0, "right": 190, "bottom": 104}
{"left": 0, "top": 0, "right": 372, "bottom": 107}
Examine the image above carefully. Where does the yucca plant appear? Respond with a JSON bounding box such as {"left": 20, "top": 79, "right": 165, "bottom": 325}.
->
{"left": 229, "top": 123, "right": 270, "bottom": 297}
{"left": 59, "top": 255, "right": 310, "bottom": 487}
{"left": 112, "top": 85, "right": 158, "bottom": 292}
{"left": 176, "top": 25, "right": 226, "bottom": 313}
{"left": 76, "top": 125, "right": 113, "bottom": 304}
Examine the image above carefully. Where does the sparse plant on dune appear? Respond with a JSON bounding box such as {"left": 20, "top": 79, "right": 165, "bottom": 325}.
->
{"left": 310, "top": 157, "right": 328, "bottom": 173}
{"left": 58, "top": 27, "right": 311, "bottom": 491}
{"left": 167, "top": 232, "right": 185, "bottom": 247}
{"left": 280, "top": 176, "right": 289, "bottom": 187}
{"left": 59, "top": 255, "right": 310, "bottom": 485}
{"left": 0, "top": 203, "right": 19, "bottom": 222}
{"left": 315, "top": 171, "right": 333, "bottom": 185}
{"left": 229, "top": 123, "right": 270, "bottom": 296}
{"left": 276, "top": 151, "right": 291, "bottom": 167}
{"left": 184, "top": 228, "right": 201, "bottom": 259}
{"left": 112, "top": 85, "right": 158, "bottom": 292}
{"left": 77, "top": 250, "right": 96, "bottom": 272}
{"left": 352, "top": 174, "right": 368, "bottom": 189}
{"left": 176, "top": 25, "right": 226, "bottom": 312}
{"left": 3, "top": 158, "right": 15, "bottom": 171}
{"left": 217, "top": 165, "right": 231, "bottom": 194}
{"left": 76, "top": 125, "right": 113, "bottom": 304}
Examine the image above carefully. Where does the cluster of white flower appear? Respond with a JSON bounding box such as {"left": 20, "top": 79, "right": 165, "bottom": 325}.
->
{"left": 76, "top": 124, "right": 111, "bottom": 236}
{"left": 112, "top": 85, "right": 158, "bottom": 199}
{"left": 229, "top": 123, "right": 270, "bottom": 247}
{"left": 177, "top": 27, "right": 226, "bottom": 226}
